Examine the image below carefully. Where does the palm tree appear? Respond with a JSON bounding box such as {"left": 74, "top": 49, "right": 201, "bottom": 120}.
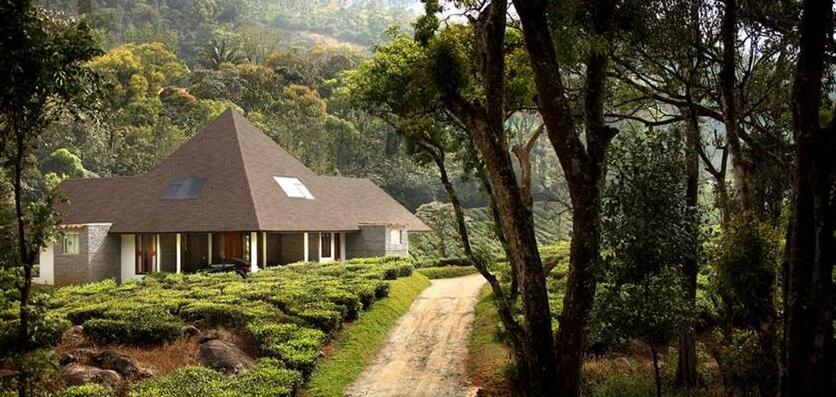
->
{"left": 199, "top": 38, "right": 244, "bottom": 70}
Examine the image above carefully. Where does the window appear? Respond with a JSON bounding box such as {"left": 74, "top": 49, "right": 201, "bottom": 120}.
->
{"left": 321, "top": 233, "right": 331, "bottom": 258}
{"left": 390, "top": 229, "right": 402, "bottom": 245}
{"left": 62, "top": 232, "right": 79, "bottom": 255}
{"left": 273, "top": 177, "right": 314, "bottom": 199}
{"left": 161, "top": 177, "right": 206, "bottom": 200}
{"left": 136, "top": 234, "right": 156, "bottom": 274}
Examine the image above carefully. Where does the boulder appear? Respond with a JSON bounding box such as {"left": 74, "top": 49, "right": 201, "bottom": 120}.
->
{"left": 183, "top": 325, "right": 201, "bottom": 337}
{"left": 59, "top": 348, "right": 96, "bottom": 366}
{"left": 197, "top": 339, "right": 254, "bottom": 376}
{"left": 198, "top": 329, "right": 221, "bottom": 343}
{"left": 61, "top": 363, "right": 121, "bottom": 388}
{"left": 91, "top": 350, "right": 153, "bottom": 379}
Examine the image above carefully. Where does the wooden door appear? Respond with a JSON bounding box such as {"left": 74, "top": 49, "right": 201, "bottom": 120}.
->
{"left": 224, "top": 232, "right": 244, "bottom": 259}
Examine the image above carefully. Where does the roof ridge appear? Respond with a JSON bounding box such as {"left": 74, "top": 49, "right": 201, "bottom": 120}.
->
{"left": 229, "top": 110, "right": 262, "bottom": 230}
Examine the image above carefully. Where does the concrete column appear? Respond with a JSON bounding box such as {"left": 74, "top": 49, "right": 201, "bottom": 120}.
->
{"left": 120, "top": 234, "right": 136, "bottom": 283}
{"left": 250, "top": 231, "right": 259, "bottom": 272}
{"left": 155, "top": 234, "right": 161, "bottom": 272}
{"left": 36, "top": 243, "right": 55, "bottom": 285}
{"left": 175, "top": 233, "right": 181, "bottom": 274}
{"left": 303, "top": 232, "right": 309, "bottom": 262}
{"left": 208, "top": 233, "right": 213, "bottom": 264}
{"left": 339, "top": 233, "right": 346, "bottom": 261}
{"left": 317, "top": 232, "right": 322, "bottom": 262}
{"left": 330, "top": 233, "right": 335, "bottom": 260}
{"left": 261, "top": 232, "right": 267, "bottom": 267}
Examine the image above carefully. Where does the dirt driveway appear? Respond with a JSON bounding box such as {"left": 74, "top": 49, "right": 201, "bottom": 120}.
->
{"left": 345, "top": 273, "right": 487, "bottom": 397}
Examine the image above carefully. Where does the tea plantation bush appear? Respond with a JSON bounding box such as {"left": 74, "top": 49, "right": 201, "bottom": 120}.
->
{"left": 57, "top": 384, "right": 116, "bottom": 397}
{"left": 38, "top": 257, "right": 416, "bottom": 395}
{"left": 128, "top": 359, "right": 303, "bottom": 397}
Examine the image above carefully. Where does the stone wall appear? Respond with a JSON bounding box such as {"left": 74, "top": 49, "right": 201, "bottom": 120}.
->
{"left": 385, "top": 227, "right": 409, "bottom": 257}
{"left": 54, "top": 224, "right": 119, "bottom": 286}
{"left": 87, "top": 224, "right": 120, "bottom": 282}
{"left": 54, "top": 227, "right": 89, "bottom": 286}
{"left": 345, "top": 225, "right": 408, "bottom": 259}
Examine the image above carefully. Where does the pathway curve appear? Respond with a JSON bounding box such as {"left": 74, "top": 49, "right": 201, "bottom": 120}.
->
{"left": 345, "top": 273, "right": 486, "bottom": 397}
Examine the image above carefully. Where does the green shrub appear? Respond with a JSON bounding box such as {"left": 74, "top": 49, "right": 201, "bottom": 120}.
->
{"left": 229, "top": 358, "right": 302, "bottom": 397}
{"left": 719, "top": 330, "right": 778, "bottom": 396}
{"left": 128, "top": 366, "right": 225, "bottom": 397}
{"left": 65, "top": 303, "right": 109, "bottom": 325}
{"left": 179, "top": 302, "right": 250, "bottom": 327}
{"left": 247, "top": 321, "right": 324, "bottom": 373}
{"left": 58, "top": 384, "right": 116, "bottom": 397}
{"left": 83, "top": 310, "right": 184, "bottom": 346}
{"left": 584, "top": 371, "right": 657, "bottom": 397}
{"left": 417, "top": 266, "right": 479, "bottom": 279}
{"left": 0, "top": 306, "right": 70, "bottom": 351}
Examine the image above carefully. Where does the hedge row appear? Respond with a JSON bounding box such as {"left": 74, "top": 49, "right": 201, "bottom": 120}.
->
{"left": 128, "top": 359, "right": 302, "bottom": 397}
{"left": 42, "top": 257, "right": 416, "bottom": 394}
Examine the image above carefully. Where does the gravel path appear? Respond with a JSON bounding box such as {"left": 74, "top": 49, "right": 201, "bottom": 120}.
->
{"left": 345, "top": 273, "right": 486, "bottom": 397}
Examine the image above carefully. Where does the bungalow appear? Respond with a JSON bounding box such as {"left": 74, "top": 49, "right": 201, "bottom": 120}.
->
{"left": 34, "top": 109, "right": 429, "bottom": 286}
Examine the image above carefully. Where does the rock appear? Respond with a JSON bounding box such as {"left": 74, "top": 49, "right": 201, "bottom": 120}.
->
{"left": 61, "top": 325, "right": 86, "bottom": 345}
{"left": 91, "top": 350, "right": 153, "bottom": 380}
{"left": 198, "top": 329, "right": 220, "bottom": 343}
{"left": 61, "top": 363, "right": 121, "bottom": 388}
{"left": 183, "top": 325, "right": 201, "bottom": 337}
{"left": 197, "top": 339, "right": 254, "bottom": 376}
{"left": 59, "top": 348, "right": 96, "bottom": 366}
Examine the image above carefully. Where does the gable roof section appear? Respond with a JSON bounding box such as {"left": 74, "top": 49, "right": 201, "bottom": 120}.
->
{"left": 58, "top": 109, "right": 430, "bottom": 233}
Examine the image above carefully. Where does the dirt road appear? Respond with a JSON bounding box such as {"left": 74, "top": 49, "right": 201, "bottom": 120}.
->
{"left": 345, "top": 273, "right": 487, "bottom": 397}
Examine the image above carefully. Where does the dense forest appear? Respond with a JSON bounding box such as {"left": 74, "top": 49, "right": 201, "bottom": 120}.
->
{"left": 1, "top": 0, "right": 834, "bottom": 396}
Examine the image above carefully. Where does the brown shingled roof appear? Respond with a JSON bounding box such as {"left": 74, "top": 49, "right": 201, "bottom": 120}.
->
{"left": 57, "top": 109, "right": 430, "bottom": 233}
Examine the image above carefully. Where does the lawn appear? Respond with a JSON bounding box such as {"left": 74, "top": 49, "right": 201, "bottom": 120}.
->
{"left": 302, "top": 272, "right": 430, "bottom": 396}
{"left": 416, "top": 265, "right": 480, "bottom": 279}
{"left": 2, "top": 257, "right": 418, "bottom": 397}
{"left": 467, "top": 286, "right": 513, "bottom": 396}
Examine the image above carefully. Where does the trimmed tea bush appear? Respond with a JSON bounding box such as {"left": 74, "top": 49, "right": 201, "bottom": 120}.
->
{"left": 231, "top": 358, "right": 303, "bottom": 397}
{"left": 58, "top": 384, "right": 116, "bottom": 397}
{"left": 128, "top": 359, "right": 301, "bottom": 397}
{"left": 39, "top": 257, "right": 417, "bottom": 391}
{"left": 128, "top": 366, "right": 226, "bottom": 397}
{"left": 247, "top": 321, "right": 324, "bottom": 373}
{"left": 83, "top": 309, "right": 184, "bottom": 346}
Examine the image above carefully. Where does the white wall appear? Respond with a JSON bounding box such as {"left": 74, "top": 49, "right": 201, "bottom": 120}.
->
{"left": 121, "top": 234, "right": 139, "bottom": 283}
{"left": 33, "top": 243, "right": 54, "bottom": 285}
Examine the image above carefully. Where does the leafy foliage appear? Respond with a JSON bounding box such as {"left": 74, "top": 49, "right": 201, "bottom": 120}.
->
{"left": 711, "top": 215, "right": 781, "bottom": 328}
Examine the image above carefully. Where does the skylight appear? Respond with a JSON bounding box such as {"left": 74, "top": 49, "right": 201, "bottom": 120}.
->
{"left": 161, "top": 177, "right": 206, "bottom": 200}
{"left": 273, "top": 176, "right": 314, "bottom": 199}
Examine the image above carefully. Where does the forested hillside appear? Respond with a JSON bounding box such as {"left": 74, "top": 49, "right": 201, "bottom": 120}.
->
{"left": 28, "top": 0, "right": 451, "bottom": 210}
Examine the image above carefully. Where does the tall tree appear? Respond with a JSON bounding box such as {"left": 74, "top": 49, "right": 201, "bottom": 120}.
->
{"left": 512, "top": 0, "right": 620, "bottom": 393}
{"left": 0, "top": 2, "right": 101, "bottom": 396}
{"left": 784, "top": 0, "right": 835, "bottom": 394}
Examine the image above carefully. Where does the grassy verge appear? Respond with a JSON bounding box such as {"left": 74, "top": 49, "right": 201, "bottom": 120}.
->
{"left": 302, "top": 272, "right": 431, "bottom": 397}
{"left": 467, "top": 285, "right": 513, "bottom": 396}
{"left": 416, "top": 265, "right": 479, "bottom": 279}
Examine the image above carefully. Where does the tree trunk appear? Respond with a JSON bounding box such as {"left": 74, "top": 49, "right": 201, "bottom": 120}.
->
{"left": 443, "top": 2, "right": 559, "bottom": 393}
{"left": 554, "top": 184, "right": 604, "bottom": 395}
{"left": 650, "top": 340, "right": 662, "bottom": 397}
{"left": 676, "top": 105, "right": 700, "bottom": 388}
{"left": 14, "top": 128, "right": 32, "bottom": 397}
{"left": 785, "top": 0, "right": 835, "bottom": 395}
{"left": 513, "top": 1, "right": 617, "bottom": 394}
{"left": 719, "top": 0, "right": 753, "bottom": 213}
{"left": 433, "top": 154, "right": 475, "bottom": 259}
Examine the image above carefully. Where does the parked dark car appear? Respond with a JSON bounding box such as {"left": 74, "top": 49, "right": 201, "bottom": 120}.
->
{"left": 197, "top": 257, "right": 250, "bottom": 278}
